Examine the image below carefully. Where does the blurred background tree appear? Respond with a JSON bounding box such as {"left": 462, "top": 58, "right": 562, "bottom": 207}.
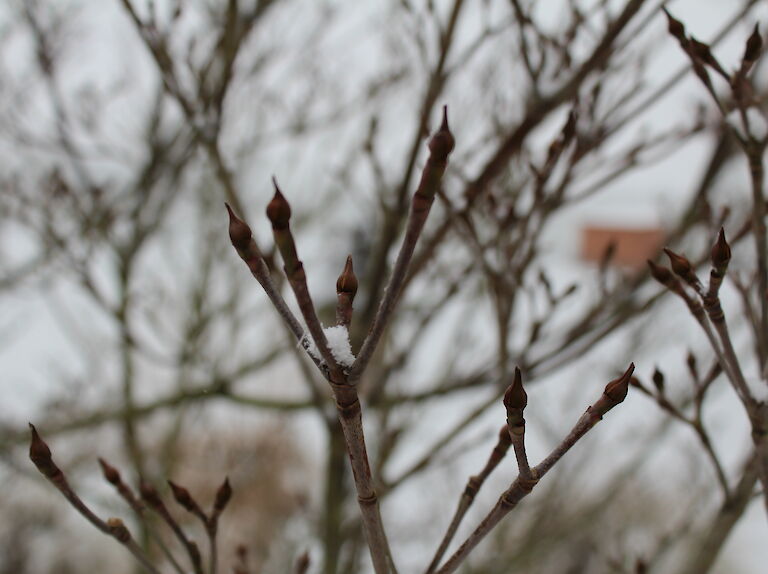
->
{"left": 1, "top": 0, "right": 767, "bottom": 573}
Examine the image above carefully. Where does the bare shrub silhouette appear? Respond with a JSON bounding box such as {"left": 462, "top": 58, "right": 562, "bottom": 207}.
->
{"left": 2, "top": 1, "right": 767, "bottom": 573}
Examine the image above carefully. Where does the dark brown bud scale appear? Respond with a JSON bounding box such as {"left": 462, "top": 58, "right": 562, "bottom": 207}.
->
{"left": 107, "top": 517, "right": 131, "bottom": 543}
{"left": 711, "top": 227, "right": 731, "bottom": 270}
{"left": 214, "top": 477, "right": 232, "bottom": 512}
{"left": 225, "top": 203, "right": 253, "bottom": 251}
{"left": 690, "top": 37, "right": 710, "bottom": 61}
{"left": 503, "top": 367, "right": 527, "bottom": 411}
{"left": 652, "top": 368, "right": 665, "bottom": 393}
{"left": 266, "top": 179, "right": 291, "bottom": 230}
{"left": 647, "top": 260, "right": 675, "bottom": 287}
{"left": 168, "top": 480, "right": 196, "bottom": 512}
{"left": 99, "top": 458, "right": 121, "bottom": 485}
{"left": 662, "top": 8, "right": 686, "bottom": 42}
{"left": 29, "top": 423, "right": 61, "bottom": 479}
{"left": 336, "top": 255, "right": 358, "bottom": 298}
{"left": 744, "top": 24, "right": 763, "bottom": 64}
{"left": 139, "top": 480, "right": 164, "bottom": 510}
{"left": 663, "top": 248, "right": 694, "bottom": 279}
{"left": 604, "top": 363, "right": 634, "bottom": 403}
{"left": 428, "top": 106, "right": 455, "bottom": 161}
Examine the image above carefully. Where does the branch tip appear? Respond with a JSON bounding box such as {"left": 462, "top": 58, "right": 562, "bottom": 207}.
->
{"left": 98, "top": 458, "right": 121, "bottom": 485}
{"left": 168, "top": 480, "right": 197, "bottom": 513}
{"left": 336, "top": 255, "right": 358, "bottom": 298}
{"left": 647, "top": 259, "right": 675, "bottom": 288}
{"left": 266, "top": 181, "right": 291, "bottom": 230}
{"left": 503, "top": 367, "right": 527, "bottom": 411}
{"left": 139, "top": 480, "right": 164, "bottom": 510}
{"left": 661, "top": 6, "right": 686, "bottom": 42}
{"left": 604, "top": 363, "right": 635, "bottom": 404}
{"left": 711, "top": 227, "right": 731, "bottom": 271}
{"left": 428, "top": 106, "right": 455, "bottom": 160}
{"left": 106, "top": 517, "right": 131, "bottom": 543}
{"left": 214, "top": 476, "right": 232, "bottom": 513}
{"left": 226, "top": 203, "right": 252, "bottom": 251}
{"left": 29, "top": 422, "right": 60, "bottom": 479}
{"left": 663, "top": 247, "right": 693, "bottom": 278}
{"left": 744, "top": 23, "right": 762, "bottom": 64}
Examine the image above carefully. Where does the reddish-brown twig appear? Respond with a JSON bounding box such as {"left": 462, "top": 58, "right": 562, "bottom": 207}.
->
{"left": 28, "top": 424, "right": 161, "bottom": 574}
{"left": 349, "top": 106, "right": 454, "bottom": 382}
{"left": 425, "top": 425, "right": 512, "bottom": 574}
{"left": 433, "top": 364, "right": 634, "bottom": 573}
{"left": 140, "top": 479, "right": 204, "bottom": 574}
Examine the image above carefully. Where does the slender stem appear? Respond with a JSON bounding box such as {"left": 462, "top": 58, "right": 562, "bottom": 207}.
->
{"left": 434, "top": 366, "right": 632, "bottom": 573}
{"left": 693, "top": 424, "right": 731, "bottom": 501}
{"left": 747, "top": 149, "right": 768, "bottom": 370}
{"left": 207, "top": 527, "right": 218, "bottom": 574}
{"left": 425, "top": 426, "right": 511, "bottom": 574}
{"left": 358, "top": 0, "right": 465, "bottom": 341}
{"left": 350, "top": 109, "right": 454, "bottom": 382}
{"left": 29, "top": 427, "right": 161, "bottom": 574}
{"left": 141, "top": 484, "right": 204, "bottom": 574}
{"left": 336, "top": 399, "right": 398, "bottom": 574}
{"left": 322, "top": 420, "right": 348, "bottom": 574}
{"left": 100, "top": 459, "right": 186, "bottom": 574}
{"left": 676, "top": 456, "right": 759, "bottom": 574}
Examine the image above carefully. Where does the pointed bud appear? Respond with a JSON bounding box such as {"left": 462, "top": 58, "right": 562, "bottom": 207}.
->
{"left": 503, "top": 368, "right": 527, "bottom": 432}
{"left": 652, "top": 367, "right": 665, "bottom": 393}
{"left": 266, "top": 178, "right": 291, "bottom": 230}
{"left": 226, "top": 203, "right": 253, "bottom": 251}
{"left": 711, "top": 227, "right": 731, "bottom": 271}
{"left": 29, "top": 423, "right": 61, "bottom": 479}
{"left": 427, "top": 105, "right": 455, "bottom": 161}
{"left": 99, "top": 458, "right": 121, "bottom": 485}
{"left": 168, "top": 480, "right": 197, "bottom": 513}
{"left": 690, "top": 37, "right": 710, "bottom": 60}
{"left": 689, "top": 37, "right": 727, "bottom": 76}
{"left": 214, "top": 477, "right": 232, "bottom": 513}
{"left": 604, "top": 363, "right": 634, "bottom": 404}
{"left": 663, "top": 248, "right": 694, "bottom": 279}
{"left": 107, "top": 517, "right": 131, "bottom": 543}
{"left": 647, "top": 260, "right": 675, "bottom": 288}
{"left": 662, "top": 7, "right": 686, "bottom": 43}
{"left": 139, "top": 480, "right": 164, "bottom": 510}
{"left": 744, "top": 24, "right": 762, "bottom": 64}
{"left": 336, "top": 255, "right": 358, "bottom": 299}
{"left": 503, "top": 367, "right": 527, "bottom": 411}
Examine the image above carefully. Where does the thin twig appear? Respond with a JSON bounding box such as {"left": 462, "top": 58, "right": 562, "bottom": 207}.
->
{"left": 425, "top": 425, "right": 511, "bottom": 574}
{"left": 350, "top": 107, "right": 454, "bottom": 382}
{"left": 434, "top": 364, "right": 634, "bottom": 574}
{"left": 28, "top": 425, "right": 162, "bottom": 574}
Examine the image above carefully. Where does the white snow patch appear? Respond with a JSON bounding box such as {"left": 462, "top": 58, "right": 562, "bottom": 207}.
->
{"left": 299, "top": 325, "right": 356, "bottom": 368}
{"left": 323, "top": 325, "right": 356, "bottom": 367}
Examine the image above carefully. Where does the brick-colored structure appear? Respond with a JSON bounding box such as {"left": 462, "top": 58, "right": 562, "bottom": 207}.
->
{"left": 581, "top": 226, "right": 665, "bottom": 269}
